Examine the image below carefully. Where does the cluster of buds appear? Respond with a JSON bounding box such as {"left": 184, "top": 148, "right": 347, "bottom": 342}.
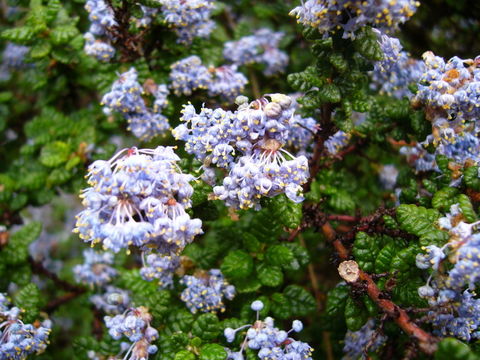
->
{"left": 0, "top": 293, "right": 52, "bottom": 359}
{"left": 105, "top": 306, "right": 158, "bottom": 360}
{"left": 224, "top": 300, "right": 313, "bottom": 360}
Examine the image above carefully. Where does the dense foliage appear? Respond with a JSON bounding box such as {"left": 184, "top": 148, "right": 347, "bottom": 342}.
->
{"left": 1, "top": 0, "right": 480, "bottom": 359}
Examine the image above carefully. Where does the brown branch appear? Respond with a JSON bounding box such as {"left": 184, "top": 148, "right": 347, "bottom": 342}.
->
{"left": 248, "top": 67, "right": 261, "bottom": 99}
{"left": 322, "top": 222, "right": 438, "bottom": 355}
{"left": 299, "top": 235, "right": 323, "bottom": 309}
{"left": 28, "top": 256, "right": 85, "bottom": 293}
{"left": 44, "top": 290, "right": 86, "bottom": 313}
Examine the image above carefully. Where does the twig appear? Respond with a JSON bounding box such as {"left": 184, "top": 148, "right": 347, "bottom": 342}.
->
{"left": 322, "top": 331, "right": 335, "bottom": 360}
{"left": 44, "top": 291, "right": 86, "bottom": 313}
{"left": 28, "top": 256, "right": 85, "bottom": 293}
{"left": 248, "top": 67, "right": 261, "bottom": 99}
{"left": 322, "top": 222, "right": 438, "bottom": 355}
{"left": 299, "top": 235, "right": 323, "bottom": 309}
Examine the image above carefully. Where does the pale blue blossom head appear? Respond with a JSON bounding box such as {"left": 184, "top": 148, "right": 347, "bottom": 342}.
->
{"left": 135, "top": 6, "right": 159, "bottom": 28}
{"left": 85, "top": 0, "right": 117, "bottom": 36}
{"left": 223, "top": 29, "right": 288, "bottom": 76}
{"left": 73, "top": 249, "right": 117, "bottom": 286}
{"left": 174, "top": 94, "right": 310, "bottom": 210}
{"left": 160, "top": 0, "right": 215, "bottom": 44}
{"left": 415, "top": 245, "right": 446, "bottom": 271}
{"left": 0, "top": 294, "right": 52, "bottom": 358}
{"left": 91, "top": 286, "right": 131, "bottom": 314}
{"left": 208, "top": 65, "right": 248, "bottom": 100}
{"left": 2, "top": 43, "right": 30, "bottom": 69}
{"left": 169, "top": 56, "right": 212, "bottom": 96}
{"left": 224, "top": 303, "right": 313, "bottom": 360}
{"left": 84, "top": 32, "right": 115, "bottom": 62}
{"left": 379, "top": 164, "right": 399, "bottom": 190}
{"left": 290, "top": 0, "right": 419, "bottom": 38}
{"left": 102, "top": 68, "right": 170, "bottom": 140}
{"left": 105, "top": 306, "right": 158, "bottom": 359}
{"left": 180, "top": 269, "right": 235, "bottom": 313}
{"left": 140, "top": 253, "right": 180, "bottom": 288}
{"left": 343, "top": 319, "right": 386, "bottom": 359}
{"left": 74, "top": 146, "right": 202, "bottom": 254}
{"left": 324, "top": 130, "right": 351, "bottom": 155}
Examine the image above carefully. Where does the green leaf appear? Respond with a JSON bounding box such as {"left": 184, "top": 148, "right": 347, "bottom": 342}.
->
{"left": 270, "top": 292, "right": 291, "bottom": 319}
{"left": 174, "top": 350, "right": 196, "bottom": 360}
{"left": 432, "top": 187, "right": 459, "bottom": 212}
{"left": 464, "top": 166, "right": 480, "bottom": 191}
{"left": 192, "top": 314, "right": 221, "bottom": 341}
{"left": 328, "top": 53, "right": 348, "bottom": 73}
{"left": 391, "top": 244, "right": 420, "bottom": 276}
{"left": 283, "top": 285, "right": 316, "bottom": 316}
{"left": 14, "top": 284, "right": 41, "bottom": 323}
{"left": 266, "top": 194, "right": 302, "bottom": 229}
{"left": 265, "top": 245, "right": 295, "bottom": 268}
{"left": 30, "top": 41, "right": 52, "bottom": 59}
{"left": 166, "top": 310, "right": 194, "bottom": 333}
{"left": 50, "top": 25, "right": 78, "bottom": 44}
{"left": 354, "top": 27, "right": 383, "bottom": 61}
{"left": 1, "top": 26, "right": 36, "bottom": 43}
{"left": 39, "top": 141, "right": 71, "bottom": 167}
{"left": 235, "top": 277, "right": 262, "bottom": 293}
{"left": 318, "top": 84, "right": 341, "bottom": 103}
{"left": 257, "top": 263, "right": 283, "bottom": 287}
{"left": 199, "top": 344, "right": 227, "bottom": 360}
{"left": 353, "top": 232, "right": 383, "bottom": 272}
{"left": 344, "top": 297, "right": 368, "bottom": 331}
{"left": 328, "top": 190, "right": 355, "bottom": 213}
{"left": 221, "top": 250, "right": 254, "bottom": 280}
{"left": 435, "top": 338, "right": 480, "bottom": 360}
{"left": 458, "top": 194, "right": 477, "bottom": 222}
{"left": 325, "top": 285, "right": 349, "bottom": 318}
{"left": 375, "top": 243, "right": 400, "bottom": 273}
{"left": 397, "top": 204, "right": 449, "bottom": 246}
{"left": 2, "top": 222, "right": 42, "bottom": 265}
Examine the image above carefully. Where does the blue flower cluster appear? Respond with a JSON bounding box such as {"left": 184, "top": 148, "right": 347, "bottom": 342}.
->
{"left": 208, "top": 65, "right": 248, "bottom": 100}
{"left": 343, "top": 319, "right": 386, "bottom": 359}
{"left": 289, "top": 0, "right": 419, "bottom": 39}
{"left": 169, "top": 56, "right": 247, "bottom": 100}
{"left": 225, "top": 300, "right": 313, "bottom": 360}
{"left": 415, "top": 204, "right": 480, "bottom": 341}
{"left": 0, "top": 43, "right": 30, "bottom": 81}
{"left": 371, "top": 31, "right": 425, "bottom": 99}
{"left": 105, "top": 306, "right": 158, "bottom": 360}
{"left": 160, "top": 0, "right": 216, "bottom": 44}
{"left": 324, "top": 130, "right": 351, "bottom": 155}
{"left": 411, "top": 52, "right": 480, "bottom": 165}
{"left": 180, "top": 269, "right": 235, "bottom": 314}
{"left": 102, "top": 68, "right": 170, "bottom": 140}
{"left": 223, "top": 29, "right": 289, "bottom": 76}
{"left": 135, "top": 6, "right": 159, "bottom": 28}
{"left": 378, "top": 164, "right": 399, "bottom": 190}
{"left": 399, "top": 144, "right": 438, "bottom": 172}
{"left": 140, "top": 253, "right": 180, "bottom": 289}
{"left": 84, "top": 32, "right": 115, "bottom": 62}
{"left": 173, "top": 94, "right": 310, "bottom": 210}
{"left": 74, "top": 146, "right": 202, "bottom": 254}
{"left": 0, "top": 293, "right": 52, "bottom": 359}
{"left": 91, "top": 286, "right": 131, "bottom": 314}
{"left": 169, "top": 56, "right": 212, "bottom": 96}
{"left": 287, "top": 97, "right": 318, "bottom": 157}
{"left": 73, "top": 249, "right": 118, "bottom": 286}
{"left": 83, "top": 0, "right": 117, "bottom": 61}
